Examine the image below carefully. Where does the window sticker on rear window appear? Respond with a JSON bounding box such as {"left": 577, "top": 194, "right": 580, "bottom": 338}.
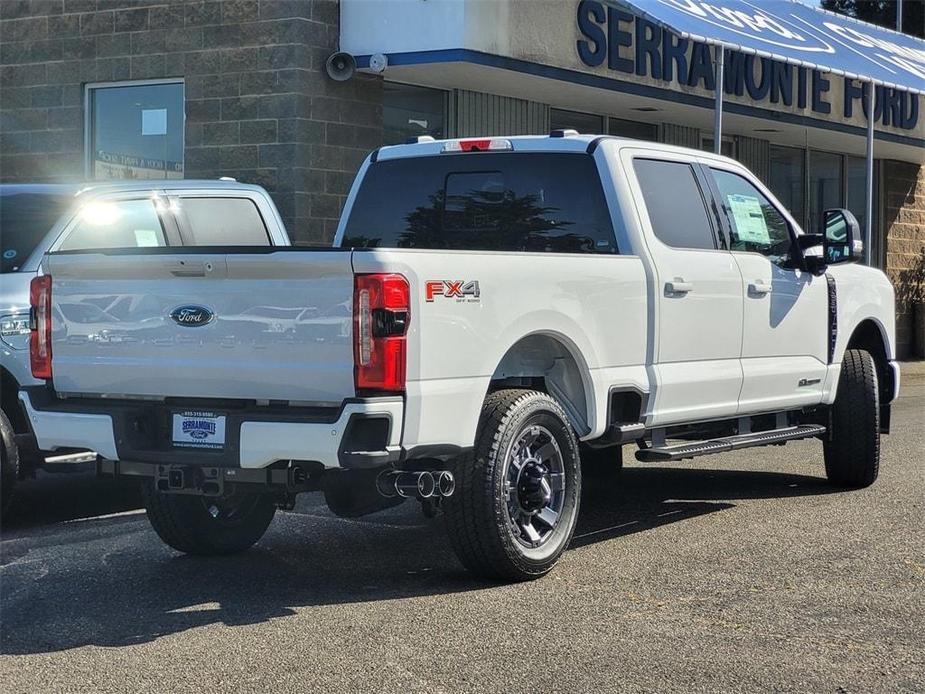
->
{"left": 727, "top": 194, "right": 771, "bottom": 244}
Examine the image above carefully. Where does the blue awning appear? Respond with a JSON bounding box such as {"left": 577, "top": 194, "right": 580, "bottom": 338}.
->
{"left": 609, "top": 0, "right": 925, "bottom": 94}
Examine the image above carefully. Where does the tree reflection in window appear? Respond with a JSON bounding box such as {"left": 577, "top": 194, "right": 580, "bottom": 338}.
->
{"left": 342, "top": 153, "right": 617, "bottom": 254}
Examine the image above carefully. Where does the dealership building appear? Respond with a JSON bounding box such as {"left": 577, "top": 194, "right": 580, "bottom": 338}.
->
{"left": 0, "top": 0, "right": 923, "bottom": 355}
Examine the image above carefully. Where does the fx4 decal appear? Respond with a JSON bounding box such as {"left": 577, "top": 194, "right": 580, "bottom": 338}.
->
{"left": 425, "top": 280, "right": 481, "bottom": 303}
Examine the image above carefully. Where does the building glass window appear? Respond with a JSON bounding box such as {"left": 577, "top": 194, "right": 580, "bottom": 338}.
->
{"left": 846, "top": 156, "right": 870, "bottom": 235}
{"left": 809, "top": 151, "right": 843, "bottom": 236}
{"left": 607, "top": 117, "right": 658, "bottom": 141}
{"left": 550, "top": 108, "right": 604, "bottom": 134}
{"left": 383, "top": 82, "right": 447, "bottom": 145}
{"left": 86, "top": 81, "right": 184, "bottom": 180}
{"left": 769, "top": 145, "right": 805, "bottom": 228}
{"left": 701, "top": 134, "right": 735, "bottom": 158}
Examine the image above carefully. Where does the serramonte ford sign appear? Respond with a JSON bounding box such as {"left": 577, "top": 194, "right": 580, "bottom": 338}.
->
{"left": 575, "top": 0, "right": 919, "bottom": 131}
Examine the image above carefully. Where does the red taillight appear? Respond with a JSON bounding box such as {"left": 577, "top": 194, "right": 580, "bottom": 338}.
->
{"left": 442, "top": 138, "right": 514, "bottom": 153}
{"left": 30, "top": 275, "right": 52, "bottom": 379}
{"left": 354, "top": 273, "right": 409, "bottom": 394}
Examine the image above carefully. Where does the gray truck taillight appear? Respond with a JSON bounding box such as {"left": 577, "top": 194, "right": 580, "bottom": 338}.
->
{"left": 29, "top": 275, "right": 52, "bottom": 379}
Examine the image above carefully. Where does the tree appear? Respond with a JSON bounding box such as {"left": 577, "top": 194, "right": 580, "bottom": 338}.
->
{"left": 820, "top": 0, "right": 924, "bottom": 38}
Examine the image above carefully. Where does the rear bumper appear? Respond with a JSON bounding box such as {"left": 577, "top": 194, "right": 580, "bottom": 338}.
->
{"left": 19, "top": 389, "right": 403, "bottom": 470}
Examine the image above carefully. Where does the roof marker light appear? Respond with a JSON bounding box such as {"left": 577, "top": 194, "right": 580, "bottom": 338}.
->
{"left": 442, "top": 138, "right": 513, "bottom": 153}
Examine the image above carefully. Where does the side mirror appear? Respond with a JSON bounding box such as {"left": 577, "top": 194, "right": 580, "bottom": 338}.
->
{"left": 821, "top": 208, "right": 863, "bottom": 265}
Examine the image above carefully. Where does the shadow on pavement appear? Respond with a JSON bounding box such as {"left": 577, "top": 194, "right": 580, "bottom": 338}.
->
{"left": 1, "top": 468, "right": 143, "bottom": 530}
{"left": 0, "top": 466, "right": 838, "bottom": 655}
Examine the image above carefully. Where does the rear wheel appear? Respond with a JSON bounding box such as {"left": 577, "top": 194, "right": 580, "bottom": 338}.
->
{"left": 1, "top": 409, "right": 19, "bottom": 519}
{"left": 824, "top": 349, "right": 880, "bottom": 488}
{"left": 444, "top": 389, "right": 581, "bottom": 581}
{"left": 141, "top": 483, "right": 276, "bottom": 555}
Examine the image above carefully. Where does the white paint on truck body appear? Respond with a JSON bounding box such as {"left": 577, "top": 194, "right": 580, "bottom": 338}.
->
{"left": 26, "top": 135, "right": 898, "bottom": 469}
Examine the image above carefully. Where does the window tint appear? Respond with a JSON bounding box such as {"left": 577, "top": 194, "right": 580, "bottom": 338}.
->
{"left": 710, "top": 169, "right": 792, "bottom": 263}
{"left": 0, "top": 190, "right": 75, "bottom": 272}
{"left": 633, "top": 159, "right": 716, "bottom": 250}
{"left": 342, "top": 153, "right": 617, "bottom": 254}
{"left": 60, "top": 199, "right": 166, "bottom": 251}
{"left": 178, "top": 198, "right": 269, "bottom": 246}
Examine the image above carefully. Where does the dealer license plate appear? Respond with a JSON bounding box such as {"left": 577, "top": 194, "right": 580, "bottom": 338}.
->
{"left": 172, "top": 411, "right": 226, "bottom": 450}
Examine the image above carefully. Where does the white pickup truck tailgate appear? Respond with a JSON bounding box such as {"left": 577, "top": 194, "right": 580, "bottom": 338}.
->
{"left": 44, "top": 250, "right": 355, "bottom": 404}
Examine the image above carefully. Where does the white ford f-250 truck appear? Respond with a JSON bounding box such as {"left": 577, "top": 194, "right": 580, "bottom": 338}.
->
{"left": 20, "top": 133, "right": 898, "bottom": 581}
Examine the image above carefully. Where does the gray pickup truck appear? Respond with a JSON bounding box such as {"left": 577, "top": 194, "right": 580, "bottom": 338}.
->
{"left": 0, "top": 180, "right": 290, "bottom": 516}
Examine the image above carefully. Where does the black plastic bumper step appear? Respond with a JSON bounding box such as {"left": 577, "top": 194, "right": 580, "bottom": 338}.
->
{"left": 635, "top": 424, "right": 826, "bottom": 463}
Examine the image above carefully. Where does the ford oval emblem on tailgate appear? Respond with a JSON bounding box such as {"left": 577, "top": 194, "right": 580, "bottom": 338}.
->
{"left": 169, "top": 305, "right": 215, "bottom": 327}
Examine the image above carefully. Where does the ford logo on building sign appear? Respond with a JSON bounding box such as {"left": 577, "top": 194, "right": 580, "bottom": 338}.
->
{"left": 169, "top": 305, "right": 215, "bottom": 327}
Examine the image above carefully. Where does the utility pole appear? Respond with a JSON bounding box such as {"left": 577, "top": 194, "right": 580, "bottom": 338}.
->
{"left": 897, "top": 0, "right": 903, "bottom": 33}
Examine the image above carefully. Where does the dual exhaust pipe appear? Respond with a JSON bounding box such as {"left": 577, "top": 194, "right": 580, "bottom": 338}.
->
{"left": 377, "top": 470, "right": 455, "bottom": 499}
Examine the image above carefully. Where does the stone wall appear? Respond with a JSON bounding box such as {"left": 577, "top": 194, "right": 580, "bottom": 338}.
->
{"left": 0, "top": 0, "right": 382, "bottom": 244}
{"left": 883, "top": 160, "right": 925, "bottom": 359}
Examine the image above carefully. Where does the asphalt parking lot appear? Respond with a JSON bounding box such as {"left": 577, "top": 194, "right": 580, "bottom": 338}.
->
{"left": 1, "top": 381, "right": 923, "bottom": 693}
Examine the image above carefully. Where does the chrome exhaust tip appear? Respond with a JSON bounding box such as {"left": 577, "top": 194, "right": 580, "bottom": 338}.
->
{"left": 377, "top": 470, "right": 453, "bottom": 499}
{"left": 435, "top": 470, "right": 455, "bottom": 497}
{"left": 394, "top": 471, "right": 435, "bottom": 499}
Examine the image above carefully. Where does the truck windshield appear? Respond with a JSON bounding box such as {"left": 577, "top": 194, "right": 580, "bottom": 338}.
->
{"left": 0, "top": 190, "right": 75, "bottom": 273}
{"left": 341, "top": 153, "right": 617, "bottom": 254}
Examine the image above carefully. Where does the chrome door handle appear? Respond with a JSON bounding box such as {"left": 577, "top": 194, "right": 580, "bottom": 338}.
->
{"left": 748, "top": 280, "right": 772, "bottom": 295}
{"left": 665, "top": 280, "right": 693, "bottom": 295}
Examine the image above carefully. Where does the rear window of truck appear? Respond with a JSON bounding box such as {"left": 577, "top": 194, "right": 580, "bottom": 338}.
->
{"left": 341, "top": 153, "right": 617, "bottom": 254}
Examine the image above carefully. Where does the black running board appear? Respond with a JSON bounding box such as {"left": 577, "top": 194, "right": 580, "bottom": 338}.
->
{"left": 635, "top": 424, "right": 826, "bottom": 463}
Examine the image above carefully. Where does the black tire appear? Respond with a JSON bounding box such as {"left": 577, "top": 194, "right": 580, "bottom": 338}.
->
{"left": 824, "top": 349, "right": 880, "bottom": 488}
{"left": 579, "top": 442, "right": 624, "bottom": 480}
{"left": 1, "top": 409, "right": 19, "bottom": 519}
{"left": 141, "top": 483, "right": 276, "bottom": 555}
{"left": 444, "top": 389, "right": 581, "bottom": 581}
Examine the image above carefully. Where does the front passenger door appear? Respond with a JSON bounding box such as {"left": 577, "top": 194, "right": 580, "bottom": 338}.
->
{"left": 707, "top": 167, "right": 828, "bottom": 413}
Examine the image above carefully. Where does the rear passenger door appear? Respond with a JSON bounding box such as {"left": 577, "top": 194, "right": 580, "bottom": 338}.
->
{"left": 627, "top": 154, "right": 744, "bottom": 426}
{"left": 166, "top": 192, "right": 274, "bottom": 246}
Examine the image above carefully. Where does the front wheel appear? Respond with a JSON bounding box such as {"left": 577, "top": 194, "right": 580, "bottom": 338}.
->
{"left": 141, "top": 484, "right": 277, "bottom": 555}
{"left": 444, "top": 389, "right": 581, "bottom": 581}
{"left": 824, "top": 349, "right": 880, "bottom": 488}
